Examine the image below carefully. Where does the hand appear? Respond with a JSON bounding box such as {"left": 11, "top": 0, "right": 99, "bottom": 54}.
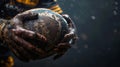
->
{"left": 62, "top": 14, "right": 78, "bottom": 44}
{"left": 53, "top": 14, "right": 78, "bottom": 60}
{"left": 2, "top": 12, "right": 48, "bottom": 62}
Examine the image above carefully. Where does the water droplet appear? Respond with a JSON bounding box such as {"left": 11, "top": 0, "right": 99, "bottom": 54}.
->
{"left": 80, "top": 33, "right": 88, "bottom": 40}
{"left": 84, "top": 44, "right": 88, "bottom": 48}
{"left": 115, "top": 7, "right": 118, "bottom": 10}
{"left": 115, "top": 1, "right": 118, "bottom": 5}
{"left": 113, "top": 10, "right": 117, "bottom": 15}
{"left": 91, "top": 16, "right": 96, "bottom": 20}
{"left": 114, "top": 29, "right": 118, "bottom": 33}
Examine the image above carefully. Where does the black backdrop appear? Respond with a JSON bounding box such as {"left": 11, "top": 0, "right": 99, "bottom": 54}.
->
{"left": 14, "top": 0, "right": 120, "bottom": 67}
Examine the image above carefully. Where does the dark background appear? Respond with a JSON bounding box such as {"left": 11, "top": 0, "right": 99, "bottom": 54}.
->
{"left": 14, "top": 0, "right": 120, "bottom": 67}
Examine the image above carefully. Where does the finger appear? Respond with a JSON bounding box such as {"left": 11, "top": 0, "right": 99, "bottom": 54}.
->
{"left": 54, "top": 43, "right": 71, "bottom": 53}
{"left": 11, "top": 26, "right": 47, "bottom": 42}
{"left": 71, "top": 36, "right": 78, "bottom": 44}
{"left": 35, "top": 33, "right": 47, "bottom": 42}
{"left": 53, "top": 53, "right": 64, "bottom": 60}
{"left": 8, "top": 37, "right": 45, "bottom": 61}
{"left": 22, "top": 12, "right": 38, "bottom": 21}
{"left": 53, "top": 43, "right": 70, "bottom": 60}
{"left": 14, "top": 12, "right": 38, "bottom": 22}
{"left": 61, "top": 33, "right": 74, "bottom": 43}
{"left": 9, "top": 45, "right": 31, "bottom": 62}
{"left": 11, "top": 12, "right": 38, "bottom": 26}
{"left": 11, "top": 26, "right": 35, "bottom": 38}
{"left": 12, "top": 35, "right": 46, "bottom": 57}
{"left": 57, "top": 43, "right": 71, "bottom": 48}
{"left": 7, "top": 40, "right": 31, "bottom": 62}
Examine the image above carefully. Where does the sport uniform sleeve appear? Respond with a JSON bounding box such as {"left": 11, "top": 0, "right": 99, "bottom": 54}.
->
{"left": 37, "top": 0, "right": 63, "bottom": 14}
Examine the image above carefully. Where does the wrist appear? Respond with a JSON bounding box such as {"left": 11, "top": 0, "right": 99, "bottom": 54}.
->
{"left": 0, "top": 19, "right": 10, "bottom": 39}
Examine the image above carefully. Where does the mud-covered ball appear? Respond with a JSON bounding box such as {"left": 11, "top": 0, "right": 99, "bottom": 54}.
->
{"left": 21, "top": 8, "right": 69, "bottom": 51}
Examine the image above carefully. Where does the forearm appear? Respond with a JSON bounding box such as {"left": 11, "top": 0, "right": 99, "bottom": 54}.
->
{"left": 0, "top": 19, "right": 10, "bottom": 40}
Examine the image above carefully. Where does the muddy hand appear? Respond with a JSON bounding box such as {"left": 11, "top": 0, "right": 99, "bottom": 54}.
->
{"left": 4, "top": 11, "right": 48, "bottom": 61}
{"left": 53, "top": 14, "right": 78, "bottom": 60}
